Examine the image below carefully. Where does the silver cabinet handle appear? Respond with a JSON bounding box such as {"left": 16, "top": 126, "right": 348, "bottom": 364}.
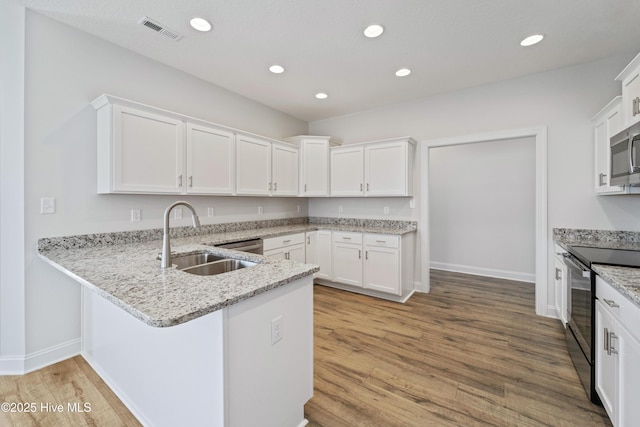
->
{"left": 189, "top": 176, "right": 193, "bottom": 188}
{"left": 307, "top": 236, "right": 310, "bottom": 244}
{"left": 274, "top": 182, "right": 278, "bottom": 191}
{"left": 555, "top": 268, "right": 562, "bottom": 280}
{"left": 343, "top": 236, "right": 351, "bottom": 240}
{"left": 609, "top": 332, "right": 619, "bottom": 355}
{"left": 604, "top": 299, "right": 620, "bottom": 308}
{"left": 283, "top": 239, "right": 291, "bottom": 243}
{"left": 360, "top": 183, "right": 363, "bottom": 191}
{"left": 358, "top": 250, "right": 361, "bottom": 259}
{"left": 634, "top": 97, "right": 640, "bottom": 116}
{"left": 365, "top": 251, "right": 368, "bottom": 260}
{"left": 604, "top": 327, "right": 610, "bottom": 352}
{"left": 268, "top": 182, "right": 272, "bottom": 191}
{"left": 304, "top": 184, "right": 307, "bottom": 192}
{"left": 367, "top": 183, "right": 370, "bottom": 191}
{"left": 599, "top": 173, "right": 607, "bottom": 187}
{"left": 376, "top": 240, "right": 386, "bottom": 243}
{"left": 178, "top": 175, "right": 183, "bottom": 186}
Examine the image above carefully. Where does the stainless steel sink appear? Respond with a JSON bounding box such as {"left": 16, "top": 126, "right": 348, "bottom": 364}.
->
{"left": 171, "top": 253, "right": 226, "bottom": 269}
{"left": 180, "top": 259, "right": 257, "bottom": 276}
{"left": 168, "top": 251, "right": 258, "bottom": 276}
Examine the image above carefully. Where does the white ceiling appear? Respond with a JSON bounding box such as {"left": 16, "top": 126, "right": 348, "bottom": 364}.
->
{"left": 19, "top": 0, "right": 640, "bottom": 122}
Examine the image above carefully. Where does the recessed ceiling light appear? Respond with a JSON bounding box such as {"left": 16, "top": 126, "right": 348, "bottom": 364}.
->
{"left": 395, "top": 68, "right": 411, "bottom": 77}
{"left": 269, "top": 65, "right": 285, "bottom": 74}
{"left": 520, "top": 34, "right": 544, "bottom": 47}
{"left": 315, "top": 93, "right": 328, "bottom": 100}
{"left": 364, "top": 24, "right": 384, "bottom": 38}
{"left": 189, "top": 17, "right": 212, "bottom": 32}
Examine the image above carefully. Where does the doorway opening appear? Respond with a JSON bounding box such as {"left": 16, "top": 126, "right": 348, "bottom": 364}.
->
{"left": 419, "top": 127, "right": 549, "bottom": 316}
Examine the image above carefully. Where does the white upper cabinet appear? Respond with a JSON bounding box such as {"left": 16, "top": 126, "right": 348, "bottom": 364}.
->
{"left": 186, "top": 123, "right": 235, "bottom": 195}
{"left": 330, "top": 145, "right": 365, "bottom": 196}
{"left": 593, "top": 97, "right": 626, "bottom": 195}
{"left": 93, "top": 96, "right": 185, "bottom": 194}
{"left": 365, "top": 139, "right": 414, "bottom": 197}
{"left": 284, "top": 136, "right": 342, "bottom": 197}
{"left": 271, "top": 143, "right": 299, "bottom": 196}
{"left": 235, "top": 134, "right": 272, "bottom": 196}
{"left": 616, "top": 52, "right": 640, "bottom": 127}
{"left": 330, "top": 137, "right": 415, "bottom": 197}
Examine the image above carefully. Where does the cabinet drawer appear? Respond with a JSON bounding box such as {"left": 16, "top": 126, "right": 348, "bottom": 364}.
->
{"left": 364, "top": 234, "right": 399, "bottom": 249}
{"left": 263, "top": 232, "right": 305, "bottom": 251}
{"left": 332, "top": 231, "right": 363, "bottom": 245}
{"left": 596, "top": 275, "right": 640, "bottom": 334}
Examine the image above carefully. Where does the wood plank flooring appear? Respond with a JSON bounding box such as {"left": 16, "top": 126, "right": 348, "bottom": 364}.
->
{"left": 0, "top": 270, "right": 611, "bottom": 426}
{"left": 305, "top": 270, "right": 611, "bottom": 427}
{"left": 0, "top": 356, "right": 140, "bottom": 427}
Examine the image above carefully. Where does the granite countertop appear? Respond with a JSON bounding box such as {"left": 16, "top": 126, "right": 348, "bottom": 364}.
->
{"left": 38, "top": 219, "right": 418, "bottom": 328}
{"left": 554, "top": 228, "right": 640, "bottom": 309}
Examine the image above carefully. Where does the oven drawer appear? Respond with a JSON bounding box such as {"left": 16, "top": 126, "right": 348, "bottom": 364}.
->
{"left": 596, "top": 275, "right": 640, "bottom": 328}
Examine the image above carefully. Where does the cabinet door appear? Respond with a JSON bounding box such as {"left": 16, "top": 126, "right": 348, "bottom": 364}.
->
{"left": 186, "top": 123, "right": 235, "bottom": 194}
{"left": 622, "top": 69, "right": 640, "bottom": 126}
{"left": 301, "top": 140, "right": 329, "bottom": 196}
{"left": 272, "top": 144, "right": 299, "bottom": 196}
{"left": 264, "top": 247, "right": 287, "bottom": 260}
{"left": 306, "top": 232, "right": 318, "bottom": 265}
{"left": 315, "top": 230, "right": 332, "bottom": 281}
{"left": 596, "top": 300, "right": 618, "bottom": 424}
{"left": 364, "top": 141, "right": 409, "bottom": 196}
{"left": 364, "top": 245, "right": 400, "bottom": 295}
{"left": 619, "top": 322, "right": 640, "bottom": 427}
{"left": 113, "top": 105, "right": 184, "bottom": 193}
{"left": 594, "top": 98, "right": 625, "bottom": 195}
{"left": 554, "top": 256, "right": 569, "bottom": 326}
{"left": 331, "top": 242, "right": 363, "bottom": 286}
{"left": 236, "top": 135, "right": 271, "bottom": 195}
{"left": 288, "top": 243, "right": 306, "bottom": 262}
{"left": 330, "top": 146, "right": 364, "bottom": 196}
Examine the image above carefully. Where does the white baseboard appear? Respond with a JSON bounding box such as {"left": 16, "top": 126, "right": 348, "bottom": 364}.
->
{"left": 0, "top": 338, "right": 80, "bottom": 375}
{"left": 430, "top": 261, "right": 535, "bottom": 283}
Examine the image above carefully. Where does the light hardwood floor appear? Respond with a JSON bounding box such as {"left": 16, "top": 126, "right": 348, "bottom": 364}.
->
{"left": 0, "top": 270, "right": 611, "bottom": 426}
{"left": 305, "top": 270, "right": 611, "bottom": 426}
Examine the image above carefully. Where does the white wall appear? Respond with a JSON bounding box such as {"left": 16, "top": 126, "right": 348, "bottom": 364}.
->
{"left": 309, "top": 51, "right": 640, "bottom": 305}
{"left": 14, "top": 11, "right": 309, "bottom": 371}
{"left": 0, "top": 1, "right": 26, "bottom": 371}
{"left": 429, "top": 137, "right": 536, "bottom": 282}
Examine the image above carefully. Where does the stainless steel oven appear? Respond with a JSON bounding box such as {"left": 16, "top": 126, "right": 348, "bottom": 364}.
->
{"left": 563, "top": 252, "right": 598, "bottom": 403}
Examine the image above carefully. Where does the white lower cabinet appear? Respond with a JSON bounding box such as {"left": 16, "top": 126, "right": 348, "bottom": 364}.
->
{"left": 596, "top": 275, "right": 640, "bottom": 426}
{"left": 363, "top": 235, "right": 401, "bottom": 295}
{"left": 331, "top": 232, "right": 364, "bottom": 287}
{"left": 305, "top": 231, "right": 332, "bottom": 280}
{"left": 554, "top": 245, "right": 569, "bottom": 326}
{"left": 263, "top": 233, "right": 305, "bottom": 262}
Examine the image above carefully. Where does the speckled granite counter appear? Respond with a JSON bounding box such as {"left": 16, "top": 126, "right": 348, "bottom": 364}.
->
{"left": 38, "top": 217, "right": 417, "bottom": 327}
{"left": 554, "top": 228, "right": 640, "bottom": 309}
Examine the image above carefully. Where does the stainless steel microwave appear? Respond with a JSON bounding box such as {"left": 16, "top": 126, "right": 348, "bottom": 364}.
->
{"left": 610, "top": 122, "right": 640, "bottom": 186}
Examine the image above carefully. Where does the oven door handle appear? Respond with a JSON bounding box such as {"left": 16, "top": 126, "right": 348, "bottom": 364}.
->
{"left": 562, "top": 253, "right": 591, "bottom": 278}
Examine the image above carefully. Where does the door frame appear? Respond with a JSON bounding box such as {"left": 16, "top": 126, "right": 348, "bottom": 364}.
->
{"left": 419, "top": 126, "right": 548, "bottom": 316}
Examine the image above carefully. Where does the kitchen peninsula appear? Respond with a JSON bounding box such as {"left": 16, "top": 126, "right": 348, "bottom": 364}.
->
{"left": 38, "top": 221, "right": 320, "bottom": 427}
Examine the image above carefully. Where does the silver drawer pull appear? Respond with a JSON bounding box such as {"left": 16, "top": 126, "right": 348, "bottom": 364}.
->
{"left": 376, "top": 240, "right": 386, "bottom": 243}
{"left": 282, "top": 239, "right": 291, "bottom": 243}
{"left": 343, "top": 237, "right": 351, "bottom": 240}
{"left": 604, "top": 299, "right": 620, "bottom": 308}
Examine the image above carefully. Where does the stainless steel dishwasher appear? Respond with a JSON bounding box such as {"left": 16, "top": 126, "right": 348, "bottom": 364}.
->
{"left": 216, "top": 238, "right": 263, "bottom": 255}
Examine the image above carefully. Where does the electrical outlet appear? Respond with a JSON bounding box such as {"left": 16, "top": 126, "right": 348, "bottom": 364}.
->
{"left": 409, "top": 199, "right": 416, "bottom": 209}
{"left": 207, "top": 207, "right": 215, "bottom": 217}
{"left": 131, "top": 209, "right": 141, "bottom": 222}
{"left": 338, "top": 205, "right": 343, "bottom": 213}
{"left": 174, "top": 208, "right": 183, "bottom": 220}
{"left": 40, "top": 198, "right": 56, "bottom": 214}
{"left": 258, "top": 206, "right": 263, "bottom": 215}
{"left": 271, "top": 316, "right": 283, "bottom": 345}
{"left": 384, "top": 206, "right": 389, "bottom": 215}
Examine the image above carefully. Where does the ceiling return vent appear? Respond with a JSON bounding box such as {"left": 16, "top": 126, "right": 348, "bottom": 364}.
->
{"left": 138, "top": 16, "right": 183, "bottom": 41}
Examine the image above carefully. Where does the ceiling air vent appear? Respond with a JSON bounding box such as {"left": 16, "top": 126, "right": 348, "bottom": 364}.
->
{"left": 138, "top": 16, "right": 183, "bottom": 41}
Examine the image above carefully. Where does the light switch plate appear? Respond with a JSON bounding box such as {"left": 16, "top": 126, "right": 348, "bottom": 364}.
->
{"left": 207, "top": 207, "right": 215, "bottom": 217}
{"left": 271, "top": 315, "right": 283, "bottom": 345}
{"left": 40, "top": 198, "right": 56, "bottom": 214}
{"left": 131, "top": 209, "right": 141, "bottom": 222}
{"left": 410, "top": 199, "right": 416, "bottom": 209}
{"left": 174, "top": 208, "right": 183, "bottom": 220}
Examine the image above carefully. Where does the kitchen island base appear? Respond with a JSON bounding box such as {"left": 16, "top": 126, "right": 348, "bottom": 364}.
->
{"left": 82, "top": 276, "right": 313, "bottom": 427}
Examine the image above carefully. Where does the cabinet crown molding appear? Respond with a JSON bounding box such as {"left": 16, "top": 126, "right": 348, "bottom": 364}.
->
{"left": 616, "top": 52, "right": 640, "bottom": 82}
{"left": 283, "top": 135, "right": 342, "bottom": 146}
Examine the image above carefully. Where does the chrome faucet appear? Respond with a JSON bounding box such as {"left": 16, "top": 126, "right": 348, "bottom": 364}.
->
{"left": 161, "top": 201, "right": 201, "bottom": 268}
